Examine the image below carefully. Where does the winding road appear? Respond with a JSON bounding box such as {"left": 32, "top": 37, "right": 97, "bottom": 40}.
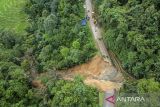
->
{"left": 85, "top": 0, "right": 112, "bottom": 65}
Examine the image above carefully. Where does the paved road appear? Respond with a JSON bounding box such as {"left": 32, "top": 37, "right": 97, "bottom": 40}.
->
{"left": 85, "top": 1, "right": 122, "bottom": 106}
{"left": 85, "top": 0, "right": 112, "bottom": 65}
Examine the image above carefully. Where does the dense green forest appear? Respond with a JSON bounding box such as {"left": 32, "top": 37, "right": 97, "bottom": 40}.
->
{"left": 94, "top": 0, "right": 160, "bottom": 79}
{"left": 93, "top": 0, "right": 160, "bottom": 92}
{"left": 0, "top": 0, "right": 99, "bottom": 106}
{"left": 1, "top": 0, "right": 160, "bottom": 106}
{"left": 23, "top": 0, "right": 96, "bottom": 71}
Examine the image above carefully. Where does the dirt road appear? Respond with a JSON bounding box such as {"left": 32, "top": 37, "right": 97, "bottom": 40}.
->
{"left": 85, "top": 0, "right": 112, "bottom": 65}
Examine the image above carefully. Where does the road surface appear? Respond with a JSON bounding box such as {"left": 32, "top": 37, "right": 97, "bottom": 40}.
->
{"left": 85, "top": 1, "right": 119, "bottom": 106}
{"left": 85, "top": 0, "right": 112, "bottom": 65}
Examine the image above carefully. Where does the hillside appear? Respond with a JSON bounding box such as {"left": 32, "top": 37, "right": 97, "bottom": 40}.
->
{"left": 93, "top": 0, "right": 160, "bottom": 95}
{"left": 0, "top": 0, "right": 99, "bottom": 106}
{"left": 0, "top": 0, "right": 160, "bottom": 106}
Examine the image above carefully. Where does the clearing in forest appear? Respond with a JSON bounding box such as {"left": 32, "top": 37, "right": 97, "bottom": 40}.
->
{"left": 57, "top": 55, "right": 124, "bottom": 91}
{"left": 0, "top": 0, "right": 28, "bottom": 33}
{"left": 35, "top": 55, "right": 124, "bottom": 91}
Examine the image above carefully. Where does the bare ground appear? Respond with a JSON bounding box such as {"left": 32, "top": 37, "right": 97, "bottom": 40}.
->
{"left": 33, "top": 55, "right": 124, "bottom": 91}
{"left": 59, "top": 55, "right": 124, "bottom": 91}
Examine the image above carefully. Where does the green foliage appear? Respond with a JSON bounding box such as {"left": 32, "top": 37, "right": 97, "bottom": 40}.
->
{"left": 137, "top": 78, "right": 160, "bottom": 93}
{"left": 0, "top": 0, "right": 98, "bottom": 106}
{"left": 50, "top": 76, "right": 99, "bottom": 107}
{"left": 21, "top": 59, "right": 30, "bottom": 71}
{"left": 0, "top": 62, "right": 30, "bottom": 106}
{"left": 122, "top": 79, "right": 160, "bottom": 94}
{"left": 44, "top": 14, "right": 58, "bottom": 35}
{"left": 122, "top": 80, "right": 138, "bottom": 93}
{"left": 24, "top": 0, "right": 96, "bottom": 70}
{"left": 95, "top": 0, "right": 160, "bottom": 79}
{"left": 0, "top": 30, "right": 24, "bottom": 65}
{"left": 72, "top": 40, "right": 80, "bottom": 49}
{"left": 0, "top": 30, "right": 16, "bottom": 49}
{"left": 0, "top": 0, "right": 28, "bottom": 33}
{"left": 60, "top": 47, "right": 69, "bottom": 58}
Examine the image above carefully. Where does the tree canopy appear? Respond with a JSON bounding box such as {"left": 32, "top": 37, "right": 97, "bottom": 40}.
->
{"left": 94, "top": 0, "right": 160, "bottom": 80}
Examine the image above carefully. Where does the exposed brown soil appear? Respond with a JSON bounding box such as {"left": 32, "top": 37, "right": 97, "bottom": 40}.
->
{"left": 32, "top": 80, "right": 46, "bottom": 89}
{"left": 33, "top": 55, "right": 123, "bottom": 91}
{"left": 60, "top": 55, "right": 124, "bottom": 91}
{"left": 64, "top": 55, "right": 108, "bottom": 78}
{"left": 84, "top": 79, "right": 122, "bottom": 91}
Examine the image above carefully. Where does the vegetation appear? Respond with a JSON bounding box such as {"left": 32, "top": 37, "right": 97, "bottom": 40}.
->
{"left": 0, "top": 64, "right": 98, "bottom": 106}
{"left": 0, "top": 0, "right": 98, "bottom": 106}
{"left": 117, "top": 79, "right": 160, "bottom": 107}
{"left": 94, "top": 1, "right": 160, "bottom": 106}
{"left": 0, "top": 0, "right": 28, "bottom": 33}
{"left": 1, "top": 0, "right": 160, "bottom": 106}
{"left": 94, "top": 0, "right": 160, "bottom": 80}
{"left": 23, "top": 0, "right": 97, "bottom": 71}
{"left": 93, "top": 0, "right": 160, "bottom": 90}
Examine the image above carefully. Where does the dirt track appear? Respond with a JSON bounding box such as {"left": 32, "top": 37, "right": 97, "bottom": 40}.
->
{"left": 85, "top": 0, "right": 112, "bottom": 65}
